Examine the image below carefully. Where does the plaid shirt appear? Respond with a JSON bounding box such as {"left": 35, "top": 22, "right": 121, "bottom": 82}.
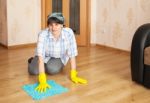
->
{"left": 35, "top": 28, "right": 78, "bottom": 65}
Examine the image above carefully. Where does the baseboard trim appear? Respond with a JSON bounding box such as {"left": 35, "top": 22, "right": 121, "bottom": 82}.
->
{"left": 0, "top": 43, "right": 8, "bottom": 48}
{"left": 90, "top": 43, "right": 97, "bottom": 47}
{"left": 91, "top": 43, "right": 130, "bottom": 54}
{"left": 0, "top": 42, "right": 130, "bottom": 54}
{"left": 0, "top": 43, "right": 36, "bottom": 49}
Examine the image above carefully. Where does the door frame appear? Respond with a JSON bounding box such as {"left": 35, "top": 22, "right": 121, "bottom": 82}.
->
{"left": 41, "top": 0, "right": 91, "bottom": 47}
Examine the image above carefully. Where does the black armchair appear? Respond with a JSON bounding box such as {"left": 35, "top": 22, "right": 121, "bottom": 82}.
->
{"left": 131, "top": 23, "right": 150, "bottom": 88}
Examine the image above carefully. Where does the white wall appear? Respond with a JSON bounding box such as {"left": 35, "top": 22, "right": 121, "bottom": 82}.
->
{"left": 92, "top": 0, "right": 150, "bottom": 51}
{"left": 7, "top": 0, "right": 41, "bottom": 46}
{"left": 3, "top": 0, "right": 150, "bottom": 50}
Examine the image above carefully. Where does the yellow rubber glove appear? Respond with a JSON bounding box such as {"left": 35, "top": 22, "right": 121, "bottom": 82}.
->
{"left": 35, "top": 73, "right": 51, "bottom": 93}
{"left": 71, "top": 69, "right": 87, "bottom": 84}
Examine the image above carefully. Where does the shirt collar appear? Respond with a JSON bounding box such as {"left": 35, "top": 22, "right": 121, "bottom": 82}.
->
{"left": 48, "top": 28, "right": 66, "bottom": 40}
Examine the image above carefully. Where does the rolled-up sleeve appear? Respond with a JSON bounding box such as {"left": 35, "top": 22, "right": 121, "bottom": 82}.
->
{"left": 67, "top": 29, "right": 78, "bottom": 58}
{"left": 36, "top": 32, "right": 46, "bottom": 59}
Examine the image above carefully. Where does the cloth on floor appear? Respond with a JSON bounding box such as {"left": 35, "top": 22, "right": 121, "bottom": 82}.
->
{"left": 22, "top": 80, "right": 69, "bottom": 100}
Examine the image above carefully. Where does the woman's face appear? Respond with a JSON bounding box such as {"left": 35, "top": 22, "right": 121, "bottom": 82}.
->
{"left": 49, "top": 23, "right": 63, "bottom": 35}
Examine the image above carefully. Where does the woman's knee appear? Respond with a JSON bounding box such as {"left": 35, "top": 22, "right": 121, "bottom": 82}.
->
{"left": 45, "top": 58, "right": 64, "bottom": 75}
{"left": 28, "top": 67, "right": 39, "bottom": 75}
{"left": 46, "top": 65, "right": 62, "bottom": 75}
{"left": 28, "top": 56, "right": 39, "bottom": 75}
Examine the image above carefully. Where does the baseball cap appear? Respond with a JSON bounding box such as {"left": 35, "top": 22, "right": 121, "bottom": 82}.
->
{"left": 47, "top": 12, "right": 64, "bottom": 24}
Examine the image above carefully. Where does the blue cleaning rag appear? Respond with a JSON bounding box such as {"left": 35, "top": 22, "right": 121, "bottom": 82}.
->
{"left": 22, "top": 80, "right": 69, "bottom": 100}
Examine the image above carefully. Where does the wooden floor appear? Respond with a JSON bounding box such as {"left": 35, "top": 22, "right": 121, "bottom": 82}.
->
{"left": 0, "top": 45, "right": 150, "bottom": 103}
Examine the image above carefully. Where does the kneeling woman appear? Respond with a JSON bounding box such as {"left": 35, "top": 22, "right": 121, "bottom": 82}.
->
{"left": 28, "top": 13, "right": 87, "bottom": 93}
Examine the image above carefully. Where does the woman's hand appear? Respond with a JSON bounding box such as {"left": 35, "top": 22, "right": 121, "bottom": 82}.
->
{"left": 70, "top": 69, "right": 87, "bottom": 84}
{"left": 35, "top": 73, "right": 51, "bottom": 93}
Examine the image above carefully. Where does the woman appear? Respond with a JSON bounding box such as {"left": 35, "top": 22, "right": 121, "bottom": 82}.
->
{"left": 28, "top": 12, "right": 87, "bottom": 93}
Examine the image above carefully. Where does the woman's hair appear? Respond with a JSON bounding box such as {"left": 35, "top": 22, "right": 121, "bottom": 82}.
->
{"left": 47, "top": 13, "right": 64, "bottom": 26}
{"left": 47, "top": 17, "right": 64, "bottom": 25}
